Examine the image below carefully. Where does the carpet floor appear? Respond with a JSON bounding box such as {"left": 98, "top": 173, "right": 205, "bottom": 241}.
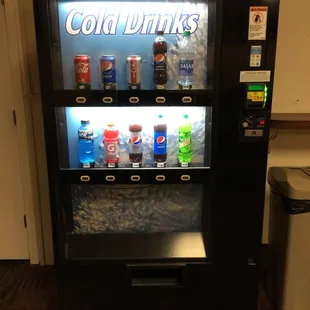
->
{"left": 0, "top": 262, "right": 273, "bottom": 310}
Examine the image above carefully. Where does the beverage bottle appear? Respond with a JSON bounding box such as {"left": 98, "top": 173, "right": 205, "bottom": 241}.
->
{"left": 178, "top": 114, "right": 192, "bottom": 164}
{"left": 103, "top": 123, "right": 120, "bottom": 166}
{"left": 178, "top": 31, "right": 195, "bottom": 89}
{"left": 129, "top": 124, "right": 143, "bottom": 165}
{"left": 154, "top": 114, "right": 167, "bottom": 164}
{"left": 153, "top": 30, "right": 168, "bottom": 89}
{"left": 78, "top": 120, "right": 95, "bottom": 168}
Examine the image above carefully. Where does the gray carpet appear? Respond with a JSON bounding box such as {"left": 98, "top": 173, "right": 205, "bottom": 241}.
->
{"left": 0, "top": 262, "right": 56, "bottom": 310}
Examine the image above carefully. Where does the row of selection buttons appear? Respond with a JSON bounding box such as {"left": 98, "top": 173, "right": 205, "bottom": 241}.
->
{"left": 75, "top": 96, "right": 193, "bottom": 104}
{"left": 80, "top": 175, "right": 191, "bottom": 182}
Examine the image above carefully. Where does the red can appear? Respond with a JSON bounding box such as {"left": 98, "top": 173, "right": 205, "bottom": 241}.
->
{"left": 74, "top": 55, "right": 91, "bottom": 90}
{"left": 127, "top": 55, "right": 141, "bottom": 90}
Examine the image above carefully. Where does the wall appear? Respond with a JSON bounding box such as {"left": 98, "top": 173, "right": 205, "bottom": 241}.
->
{"left": 272, "top": 0, "right": 310, "bottom": 114}
{"left": 18, "top": 0, "right": 54, "bottom": 264}
{"left": 263, "top": 0, "right": 310, "bottom": 242}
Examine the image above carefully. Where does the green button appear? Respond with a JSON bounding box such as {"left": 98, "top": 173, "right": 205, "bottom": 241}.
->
{"left": 248, "top": 84, "right": 265, "bottom": 91}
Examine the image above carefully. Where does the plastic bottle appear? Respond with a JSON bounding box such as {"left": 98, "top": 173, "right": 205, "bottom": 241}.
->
{"left": 129, "top": 124, "right": 143, "bottom": 166}
{"left": 178, "top": 30, "right": 195, "bottom": 89}
{"left": 103, "top": 123, "right": 120, "bottom": 167}
{"left": 153, "top": 30, "right": 168, "bottom": 89}
{"left": 178, "top": 114, "right": 192, "bottom": 165}
{"left": 78, "top": 120, "right": 95, "bottom": 168}
{"left": 154, "top": 114, "right": 167, "bottom": 164}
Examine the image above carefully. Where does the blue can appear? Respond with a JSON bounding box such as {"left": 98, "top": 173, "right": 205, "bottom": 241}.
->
{"left": 100, "top": 55, "right": 116, "bottom": 90}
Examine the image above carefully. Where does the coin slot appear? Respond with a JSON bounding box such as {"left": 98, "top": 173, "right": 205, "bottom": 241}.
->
{"left": 156, "top": 175, "right": 165, "bottom": 182}
{"left": 129, "top": 97, "right": 139, "bottom": 104}
{"left": 156, "top": 97, "right": 166, "bottom": 104}
{"left": 102, "top": 97, "right": 113, "bottom": 104}
{"left": 181, "top": 175, "right": 191, "bottom": 181}
{"left": 182, "top": 96, "right": 192, "bottom": 104}
{"left": 80, "top": 175, "right": 90, "bottom": 182}
{"left": 131, "top": 175, "right": 141, "bottom": 182}
{"left": 106, "top": 175, "right": 116, "bottom": 182}
{"left": 76, "top": 97, "right": 87, "bottom": 104}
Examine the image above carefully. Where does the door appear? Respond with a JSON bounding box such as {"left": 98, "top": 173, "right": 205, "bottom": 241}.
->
{"left": 0, "top": 4, "right": 29, "bottom": 259}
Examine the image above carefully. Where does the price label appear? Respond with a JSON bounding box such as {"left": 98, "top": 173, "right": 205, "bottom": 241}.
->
{"left": 156, "top": 163, "right": 165, "bottom": 168}
{"left": 181, "top": 163, "right": 189, "bottom": 168}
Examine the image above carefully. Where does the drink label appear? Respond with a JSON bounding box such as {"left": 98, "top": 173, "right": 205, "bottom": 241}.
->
{"left": 78, "top": 129, "right": 94, "bottom": 140}
{"left": 156, "top": 162, "right": 165, "bottom": 168}
{"left": 101, "top": 58, "right": 116, "bottom": 86}
{"left": 108, "top": 163, "right": 116, "bottom": 168}
{"left": 132, "top": 163, "right": 140, "bottom": 168}
{"left": 154, "top": 131, "right": 167, "bottom": 155}
{"left": 129, "top": 132, "right": 142, "bottom": 154}
{"left": 75, "top": 56, "right": 91, "bottom": 85}
{"left": 156, "top": 84, "right": 166, "bottom": 90}
{"left": 179, "top": 131, "right": 191, "bottom": 154}
{"left": 179, "top": 59, "right": 194, "bottom": 75}
{"left": 105, "top": 142, "right": 119, "bottom": 157}
{"left": 83, "top": 163, "right": 91, "bottom": 168}
{"left": 181, "top": 162, "right": 189, "bottom": 168}
{"left": 154, "top": 53, "right": 167, "bottom": 72}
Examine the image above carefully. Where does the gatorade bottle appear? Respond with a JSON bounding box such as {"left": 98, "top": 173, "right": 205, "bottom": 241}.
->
{"left": 178, "top": 114, "right": 192, "bottom": 165}
{"left": 103, "top": 123, "right": 120, "bottom": 167}
{"left": 154, "top": 114, "right": 167, "bottom": 164}
{"left": 78, "top": 120, "right": 95, "bottom": 168}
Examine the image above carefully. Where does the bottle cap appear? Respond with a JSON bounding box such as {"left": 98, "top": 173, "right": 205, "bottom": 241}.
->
{"left": 158, "top": 114, "right": 164, "bottom": 118}
{"left": 183, "top": 114, "right": 189, "bottom": 119}
{"left": 157, "top": 30, "right": 164, "bottom": 35}
{"left": 107, "top": 122, "right": 114, "bottom": 127}
{"left": 81, "top": 120, "right": 90, "bottom": 124}
{"left": 184, "top": 30, "right": 191, "bottom": 36}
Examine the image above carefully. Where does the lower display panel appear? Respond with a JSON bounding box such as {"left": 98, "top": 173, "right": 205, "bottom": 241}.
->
{"left": 71, "top": 184, "right": 203, "bottom": 234}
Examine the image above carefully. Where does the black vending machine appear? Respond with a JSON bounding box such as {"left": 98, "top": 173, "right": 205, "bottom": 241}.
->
{"left": 34, "top": 0, "right": 279, "bottom": 309}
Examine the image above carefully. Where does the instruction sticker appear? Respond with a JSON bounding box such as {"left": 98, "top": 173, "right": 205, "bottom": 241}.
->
{"left": 248, "top": 6, "right": 268, "bottom": 40}
{"left": 250, "top": 46, "right": 262, "bottom": 67}
{"left": 240, "top": 71, "right": 271, "bottom": 83}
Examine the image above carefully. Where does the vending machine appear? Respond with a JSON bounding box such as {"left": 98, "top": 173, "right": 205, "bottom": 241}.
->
{"left": 34, "top": 0, "right": 279, "bottom": 309}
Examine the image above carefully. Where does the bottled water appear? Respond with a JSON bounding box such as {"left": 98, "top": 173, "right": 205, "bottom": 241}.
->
{"left": 78, "top": 120, "right": 95, "bottom": 168}
{"left": 178, "top": 30, "right": 195, "bottom": 89}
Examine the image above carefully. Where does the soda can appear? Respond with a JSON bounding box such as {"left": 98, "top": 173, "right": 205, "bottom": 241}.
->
{"left": 127, "top": 55, "right": 142, "bottom": 90}
{"left": 74, "top": 55, "right": 91, "bottom": 90}
{"left": 100, "top": 55, "right": 116, "bottom": 90}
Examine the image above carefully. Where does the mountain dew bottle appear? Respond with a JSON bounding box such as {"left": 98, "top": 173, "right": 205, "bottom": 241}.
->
{"left": 178, "top": 114, "right": 192, "bottom": 164}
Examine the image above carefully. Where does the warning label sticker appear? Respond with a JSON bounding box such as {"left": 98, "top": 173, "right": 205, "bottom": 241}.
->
{"left": 248, "top": 6, "right": 268, "bottom": 40}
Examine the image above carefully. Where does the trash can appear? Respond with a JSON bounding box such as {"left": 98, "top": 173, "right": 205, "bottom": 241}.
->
{"left": 268, "top": 167, "right": 310, "bottom": 310}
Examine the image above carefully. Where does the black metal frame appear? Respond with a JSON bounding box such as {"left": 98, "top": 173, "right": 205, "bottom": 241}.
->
{"left": 34, "top": 0, "right": 279, "bottom": 308}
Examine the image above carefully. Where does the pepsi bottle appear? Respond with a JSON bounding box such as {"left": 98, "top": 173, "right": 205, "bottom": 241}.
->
{"left": 153, "top": 30, "right": 168, "bottom": 89}
{"left": 154, "top": 114, "right": 167, "bottom": 164}
{"left": 78, "top": 120, "right": 95, "bottom": 168}
{"left": 129, "top": 124, "right": 143, "bottom": 166}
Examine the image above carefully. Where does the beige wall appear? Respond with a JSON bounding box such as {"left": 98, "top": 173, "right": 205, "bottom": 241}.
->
{"left": 272, "top": 0, "right": 310, "bottom": 113}
{"left": 18, "top": 0, "right": 54, "bottom": 264}
{"left": 264, "top": 0, "right": 310, "bottom": 242}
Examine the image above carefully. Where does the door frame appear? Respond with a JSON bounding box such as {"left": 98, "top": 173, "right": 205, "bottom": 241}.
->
{"left": 2, "top": 0, "right": 44, "bottom": 264}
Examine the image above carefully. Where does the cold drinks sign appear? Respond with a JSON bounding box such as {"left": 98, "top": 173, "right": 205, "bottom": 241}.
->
{"left": 58, "top": 2, "right": 208, "bottom": 90}
{"left": 64, "top": 2, "right": 201, "bottom": 36}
